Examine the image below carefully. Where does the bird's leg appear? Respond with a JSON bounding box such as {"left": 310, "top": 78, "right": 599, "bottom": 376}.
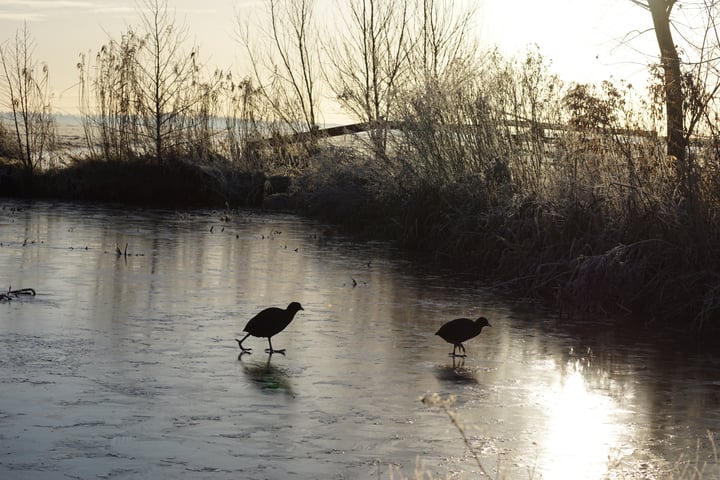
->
{"left": 265, "top": 337, "right": 286, "bottom": 355}
{"left": 449, "top": 343, "right": 466, "bottom": 358}
{"left": 235, "top": 334, "right": 252, "bottom": 353}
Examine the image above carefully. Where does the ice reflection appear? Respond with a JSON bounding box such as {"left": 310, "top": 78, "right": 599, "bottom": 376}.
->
{"left": 538, "top": 354, "right": 625, "bottom": 479}
{"left": 239, "top": 353, "right": 295, "bottom": 397}
{"left": 434, "top": 357, "right": 479, "bottom": 385}
{"left": 1, "top": 200, "right": 720, "bottom": 479}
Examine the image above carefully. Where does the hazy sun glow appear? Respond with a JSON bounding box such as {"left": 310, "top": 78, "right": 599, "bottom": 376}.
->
{"left": 0, "top": 0, "right": 657, "bottom": 116}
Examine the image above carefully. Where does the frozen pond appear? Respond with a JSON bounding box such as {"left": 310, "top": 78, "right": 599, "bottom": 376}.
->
{"left": 1, "top": 199, "right": 719, "bottom": 479}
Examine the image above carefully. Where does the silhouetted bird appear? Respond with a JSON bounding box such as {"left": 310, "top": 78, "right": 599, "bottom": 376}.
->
{"left": 235, "top": 302, "right": 304, "bottom": 354}
{"left": 435, "top": 317, "right": 491, "bottom": 357}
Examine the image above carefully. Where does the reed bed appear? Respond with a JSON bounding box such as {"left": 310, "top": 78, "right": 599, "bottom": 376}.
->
{"left": 290, "top": 54, "right": 720, "bottom": 334}
{"left": 3, "top": 45, "right": 720, "bottom": 334}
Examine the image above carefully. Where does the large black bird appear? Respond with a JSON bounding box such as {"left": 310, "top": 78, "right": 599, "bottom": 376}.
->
{"left": 235, "top": 302, "right": 304, "bottom": 354}
{"left": 435, "top": 317, "right": 491, "bottom": 357}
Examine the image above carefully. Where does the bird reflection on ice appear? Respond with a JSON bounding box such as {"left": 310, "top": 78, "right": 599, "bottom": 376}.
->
{"left": 239, "top": 354, "right": 295, "bottom": 397}
{"left": 434, "top": 357, "right": 479, "bottom": 385}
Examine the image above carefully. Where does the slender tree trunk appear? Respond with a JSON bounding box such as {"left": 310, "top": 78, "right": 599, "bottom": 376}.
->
{"left": 647, "top": 0, "right": 690, "bottom": 198}
{"left": 153, "top": 3, "right": 163, "bottom": 164}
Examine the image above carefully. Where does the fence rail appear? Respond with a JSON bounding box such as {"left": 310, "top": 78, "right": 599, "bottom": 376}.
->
{"left": 245, "top": 118, "right": 665, "bottom": 153}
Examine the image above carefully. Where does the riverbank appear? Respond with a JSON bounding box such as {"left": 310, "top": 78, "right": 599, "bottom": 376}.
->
{"left": 289, "top": 154, "right": 720, "bottom": 340}
{"left": 2, "top": 144, "right": 720, "bottom": 341}
{"left": 0, "top": 156, "right": 288, "bottom": 208}
{"left": 4, "top": 95, "right": 720, "bottom": 337}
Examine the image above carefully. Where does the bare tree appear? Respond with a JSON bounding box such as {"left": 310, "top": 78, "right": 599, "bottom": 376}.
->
{"left": 237, "top": 0, "right": 321, "bottom": 164}
{"left": 631, "top": 1, "right": 690, "bottom": 197}
{"left": 268, "top": 0, "right": 319, "bottom": 131}
{"left": 135, "top": 0, "right": 201, "bottom": 163}
{"left": 238, "top": 0, "right": 320, "bottom": 131}
{"left": 0, "top": 23, "right": 55, "bottom": 180}
{"left": 394, "top": 0, "right": 496, "bottom": 187}
{"left": 649, "top": 1, "right": 687, "bottom": 175}
{"left": 79, "top": 0, "right": 219, "bottom": 165}
{"left": 416, "top": 0, "right": 477, "bottom": 83}
{"left": 326, "top": 0, "right": 413, "bottom": 158}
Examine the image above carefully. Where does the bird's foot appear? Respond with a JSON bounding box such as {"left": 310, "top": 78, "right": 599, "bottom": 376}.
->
{"left": 449, "top": 353, "right": 467, "bottom": 358}
{"left": 265, "top": 348, "right": 286, "bottom": 355}
{"left": 235, "top": 338, "right": 252, "bottom": 353}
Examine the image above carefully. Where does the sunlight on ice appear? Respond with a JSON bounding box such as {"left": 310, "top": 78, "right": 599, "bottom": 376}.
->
{"left": 539, "top": 358, "right": 629, "bottom": 479}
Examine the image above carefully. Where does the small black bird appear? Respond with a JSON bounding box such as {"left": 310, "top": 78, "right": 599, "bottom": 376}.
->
{"left": 235, "top": 302, "right": 304, "bottom": 354}
{"left": 435, "top": 317, "right": 491, "bottom": 357}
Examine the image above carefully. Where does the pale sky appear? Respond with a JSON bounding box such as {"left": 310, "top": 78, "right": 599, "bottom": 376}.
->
{"left": 0, "top": 0, "right": 659, "bottom": 117}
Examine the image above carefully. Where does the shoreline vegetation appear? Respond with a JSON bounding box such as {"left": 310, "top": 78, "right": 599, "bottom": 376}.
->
{"left": 3, "top": 0, "right": 720, "bottom": 337}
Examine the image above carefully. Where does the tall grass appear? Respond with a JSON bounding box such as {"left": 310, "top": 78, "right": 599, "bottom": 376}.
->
{"left": 296, "top": 47, "right": 720, "bottom": 333}
{"left": 0, "top": 25, "right": 56, "bottom": 180}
